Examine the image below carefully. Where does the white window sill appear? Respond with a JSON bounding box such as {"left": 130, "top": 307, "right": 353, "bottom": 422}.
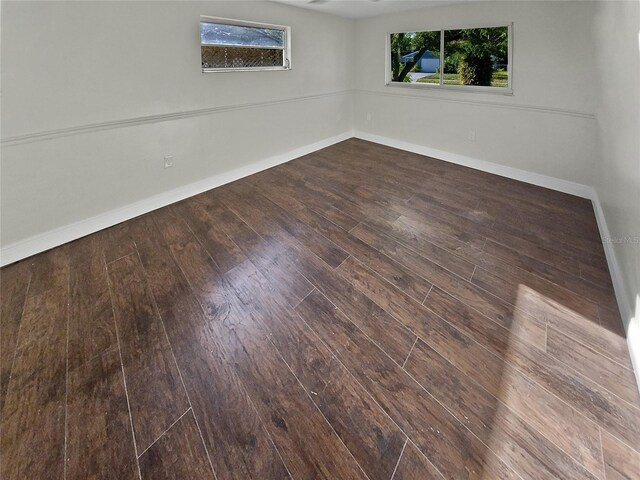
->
{"left": 386, "top": 81, "right": 513, "bottom": 96}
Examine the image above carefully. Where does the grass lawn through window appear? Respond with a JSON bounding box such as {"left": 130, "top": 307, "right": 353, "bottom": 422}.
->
{"left": 416, "top": 69, "right": 508, "bottom": 87}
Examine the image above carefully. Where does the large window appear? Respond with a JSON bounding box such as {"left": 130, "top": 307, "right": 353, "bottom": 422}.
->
{"left": 200, "top": 16, "right": 291, "bottom": 72}
{"left": 387, "top": 25, "right": 512, "bottom": 92}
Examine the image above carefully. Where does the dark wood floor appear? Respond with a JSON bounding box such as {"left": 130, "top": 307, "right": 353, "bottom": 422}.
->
{"left": 1, "top": 139, "right": 639, "bottom": 479}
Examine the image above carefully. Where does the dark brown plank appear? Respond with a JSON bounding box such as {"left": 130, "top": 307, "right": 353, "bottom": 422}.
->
{"left": 138, "top": 411, "right": 215, "bottom": 479}
{"left": 392, "top": 441, "right": 445, "bottom": 480}
{"left": 173, "top": 239, "right": 367, "bottom": 480}
{"left": 295, "top": 289, "right": 519, "bottom": 480}
{"left": 288, "top": 206, "right": 433, "bottom": 303}
{"left": 68, "top": 229, "right": 110, "bottom": 283}
{"left": 225, "top": 260, "right": 406, "bottom": 480}
{"left": 0, "top": 260, "right": 31, "bottom": 410}
{"left": 471, "top": 263, "right": 632, "bottom": 368}
{"left": 68, "top": 265, "right": 117, "bottom": 370}
{"left": 212, "top": 206, "right": 314, "bottom": 307}
{"left": 0, "top": 288, "right": 67, "bottom": 480}
{"left": 174, "top": 199, "right": 247, "bottom": 273}
{"left": 144, "top": 215, "right": 292, "bottom": 480}
{"left": 27, "top": 244, "right": 69, "bottom": 296}
{"left": 215, "top": 182, "right": 350, "bottom": 269}
{"left": 107, "top": 253, "right": 190, "bottom": 452}
{"left": 601, "top": 429, "right": 640, "bottom": 480}
{"left": 352, "top": 225, "right": 546, "bottom": 349}
{"left": 338, "top": 259, "right": 605, "bottom": 475}
{"left": 66, "top": 348, "right": 138, "bottom": 479}
{"left": 547, "top": 327, "right": 640, "bottom": 405}
{"left": 405, "top": 339, "right": 599, "bottom": 479}
{"left": 297, "top": 250, "right": 416, "bottom": 365}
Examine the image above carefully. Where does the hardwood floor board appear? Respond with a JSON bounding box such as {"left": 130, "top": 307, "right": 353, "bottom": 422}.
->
{"left": 547, "top": 327, "right": 640, "bottom": 405}
{"left": 391, "top": 440, "right": 445, "bottom": 480}
{"left": 215, "top": 183, "right": 350, "bottom": 269}
{"left": 483, "top": 238, "right": 617, "bottom": 311}
{"left": 225, "top": 260, "right": 407, "bottom": 480}
{"left": 405, "top": 338, "right": 600, "bottom": 480}
{"left": 68, "top": 264, "right": 117, "bottom": 371}
{"left": 472, "top": 263, "right": 601, "bottom": 325}
{"left": 339, "top": 256, "right": 605, "bottom": 477}
{"left": 423, "top": 285, "right": 640, "bottom": 461}
{"left": 403, "top": 193, "right": 607, "bottom": 278}
{"left": 351, "top": 221, "right": 476, "bottom": 280}
{"left": 107, "top": 253, "right": 190, "bottom": 453}
{"left": 68, "top": 229, "right": 110, "bottom": 283}
{"left": 349, "top": 226, "right": 547, "bottom": 349}
{"left": 580, "top": 260, "right": 615, "bottom": 290}
{"left": 286, "top": 205, "right": 432, "bottom": 302}
{"left": 501, "top": 334, "right": 640, "bottom": 449}
{"left": 174, "top": 199, "right": 247, "bottom": 274}
{"left": 294, "top": 289, "right": 519, "bottom": 480}
{"left": 0, "top": 260, "right": 31, "bottom": 411}
{"left": 601, "top": 429, "right": 640, "bottom": 480}
{"left": 176, "top": 242, "right": 367, "bottom": 480}
{"left": 27, "top": 244, "right": 69, "bottom": 296}
{"left": 0, "top": 288, "right": 67, "bottom": 480}
{"left": 212, "top": 207, "right": 314, "bottom": 307}
{"left": 66, "top": 348, "right": 138, "bottom": 479}
{"left": 469, "top": 262, "right": 631, "bottom": 367}
{"left": 140, "top": 219, "right": 291, "bottom": 480}
{"left": 138, "top": 411, "right": 215, "bottom": 479}
{"left": 391, "top": 203, "right": 488, "bottom": 251}
{"left": 253, "top": 168, "right": 362, "bottom": 231}
{"left": 338, "top": 140, "right": 599, "bottom": 242}
{"left": 295, "top": 249, "right": 417, "bottom": 365}
{"left": 104, "top": 218, "right": 142, "bottom": 263}
{"left": 151, "top": 204, "right": 196, "bottom": 246}
{"left": 282, "top": 164, "right": 403, "bottom": 225}
{"left": 597, "top": 305, "right": 627, "bottom": 337}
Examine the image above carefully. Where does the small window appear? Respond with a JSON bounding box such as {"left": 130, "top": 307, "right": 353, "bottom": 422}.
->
{"left": 387, "top": 24, "right": 512, "bottom": 93}
{"left": 200, "top": 16, "right": 291, "bottom": 72}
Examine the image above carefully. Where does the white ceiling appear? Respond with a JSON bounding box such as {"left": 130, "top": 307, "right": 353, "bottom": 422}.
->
{"left": 270, "top": 0, "right": 464, "bottom": 19}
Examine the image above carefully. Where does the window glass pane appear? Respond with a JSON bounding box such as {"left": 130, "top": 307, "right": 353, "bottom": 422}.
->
{"left": 389, "top": 31, "right": 440, "bottom": 84}
{"left": 443, "top": 26, "right": 509, "bottom": 87}
{"left": 200, "top": 22, "right": 284, "bottom": 48}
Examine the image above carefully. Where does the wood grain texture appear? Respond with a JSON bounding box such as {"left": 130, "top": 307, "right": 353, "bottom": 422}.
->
{"left": 601, "top": 429, "right": 640, "bottom": 480}
{"left": 66, "top": 348, "right": 138, "bottom": 480}
{"left": 295, "top": 289, "right": 518, "bottom": 480}
{"left": 0, "top": 260, "right": 31, "bottom": 411}
{"left": 0, "top": 288, "right": 68, "bottom": 480}
{"left": 547, "top": 327, "right": 640, "bottom": 405}
{"left": 107, "top": 253, "right": 190, "bottom": 452}
{"left": 138, "top": 411, "right": 215, "bottom": 479}
{"left": 392, "top": 440, "right": 445, "bottom": 480}
{"left": 225, "top": 260, "right": 406, "bottom": 480}
{"left": 145, "top": 215, "right": 291, "bottom": 480}
{"left": 0, "top": 138, "right": 634, "bottom": 479}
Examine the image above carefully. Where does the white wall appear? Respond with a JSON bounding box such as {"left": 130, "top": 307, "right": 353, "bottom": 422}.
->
{"left": 353, "top": 0, "right": 598, "bottom": 186}
{"left": 592, "top": 0, "right": 640, "bottom": 373}
{"left": 0, "top": 1, "right": 354, "bottom": 254}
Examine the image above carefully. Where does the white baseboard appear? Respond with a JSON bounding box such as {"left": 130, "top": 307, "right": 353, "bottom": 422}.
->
{"left": 591, "top": 190, "right": 640, "bottom": 390}
{"left": 0, "top": 131, "right": 353, "bottom": 267}
{"left": 353, "top": 131, "right": 594, "bottom": 199}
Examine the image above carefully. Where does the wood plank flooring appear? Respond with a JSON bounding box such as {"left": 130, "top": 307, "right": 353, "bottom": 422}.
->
{"left": 1, "top": 138, "right": 638, "bottom": 479}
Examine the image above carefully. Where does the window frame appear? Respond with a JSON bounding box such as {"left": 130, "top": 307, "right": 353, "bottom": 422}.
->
{"left": 200, "top": 15, "right": 292, "bottom": 73}
{"left": 385, "top": 22, "right": 513, "bottom": 95}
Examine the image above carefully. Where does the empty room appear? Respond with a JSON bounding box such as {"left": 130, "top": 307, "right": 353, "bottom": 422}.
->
{"left": 1, "top": 0, "right": 639, "bottom": 478}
